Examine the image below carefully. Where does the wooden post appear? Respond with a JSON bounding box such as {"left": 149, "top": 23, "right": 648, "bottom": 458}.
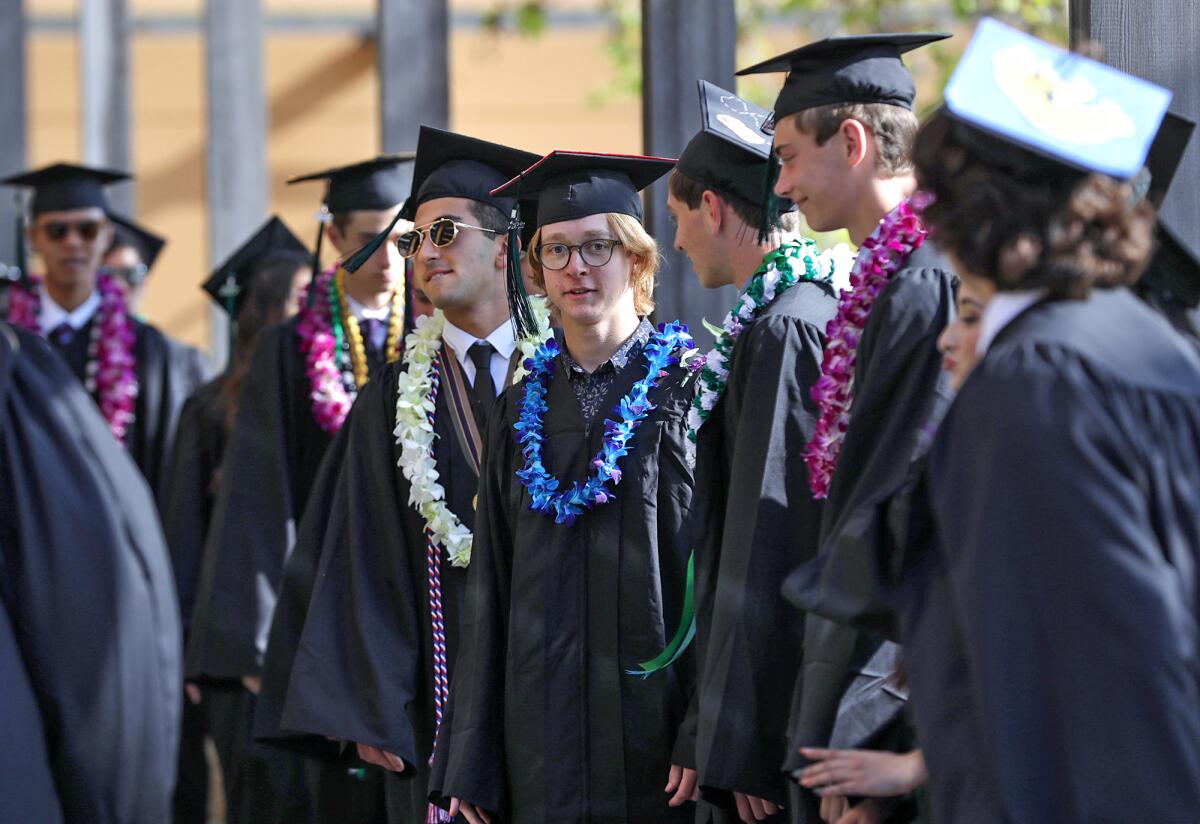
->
{"left": 0, "top": 0, "right": 26, "bottom": 271}
{"left": 80, "top": 0, "right": 134, "bottom": 214}
{"left": 204, "top": 0, "right": 268, "bottom": 366}
{"left": 377, "top": 0, "right": 449, "bottom": 172}
{"left": 641, "top": 0, "right": 737, "bottom": 342}
{"left": 1071, "top": 0, "right": 1200, "bottom": 251}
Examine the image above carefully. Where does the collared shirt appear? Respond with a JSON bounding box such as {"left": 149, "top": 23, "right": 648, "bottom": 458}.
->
{"left": 344, "top": 294, "right": 394, "bottom": 351}
{"left": 39, "top": 289, "right": 101, "bottom": 336}
{"left": 976, "top": 289, "right": 1046, "bottom": 356}
{"left": 441, "top": 319, "right": 517, "bottom": 395}
{"left": 560, "top": 317, "right": 654, "bottom": 426}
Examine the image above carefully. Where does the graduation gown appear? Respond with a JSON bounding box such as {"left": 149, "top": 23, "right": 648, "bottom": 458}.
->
{"left": 49, "top": 314, "right": 205, "bottom": 500}
{"left": 687, "top": 278, "right": 836, "bottom": 814}
{"left": 782, "top": 242, "right": 955, "bottom": 821}
{"left": 279, "top": 349, "right": 484, "bottom": 821}
{"left": 919, "top": 287, "right": 1200, "bottom": 822}
{"left": 0, "top": 322, "right": 181, "bottom": 824}
{"left": 438, "top": 350, "right": 697, "bottom": 824}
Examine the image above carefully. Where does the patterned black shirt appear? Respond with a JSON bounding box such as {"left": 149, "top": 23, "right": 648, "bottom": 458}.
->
{"left": 560, "top": 318, "right": 654, "bottom": 427}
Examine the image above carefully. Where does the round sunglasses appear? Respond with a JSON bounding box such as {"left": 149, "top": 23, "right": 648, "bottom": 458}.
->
{"left": 395, "top": 218, "right": 498, "bottom": 258}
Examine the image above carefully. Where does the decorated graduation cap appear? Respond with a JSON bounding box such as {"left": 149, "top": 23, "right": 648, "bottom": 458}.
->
{"left": 940, "top": 17, "right": 1172, "bottom": 180}
{"left": 676, "top": 80, "right": 791, "bottom": 240}
{"left": 343, "top": 127, "right": 539, "bottom": 277}
{"left": 203, "top": 215, "right": 308, "bottom": 350}
{"left": 736, "top": 32, "right": 949, "bottom": 119}
{"left": 108, "top": 213, "right": 166, "bottom": 278}
{"left": 490, "top": 150, "right": 676, "bottom": 337}
{"left": 288, "top": 153, "right": 415, "bottom": 300}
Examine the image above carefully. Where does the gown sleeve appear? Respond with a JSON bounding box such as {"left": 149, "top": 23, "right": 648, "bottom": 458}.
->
{"left": 693, "top": 313, "right": 827, "bottom": 804}
{"left": 929, "top": 346, "right": 1200, "bottom": 822}
{"left": 186, "top": 326, "right": 297, "bottom": 681}
{"left": 0, "top": 325, "right": 181, "bottom": 824}
{"left": 280, "top": 371, "right": 425, "bottom": 765}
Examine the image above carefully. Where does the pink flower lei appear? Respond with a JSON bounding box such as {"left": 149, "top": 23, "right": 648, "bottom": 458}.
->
{"left": 6, "top": 271, "right": 138, "bottom": 443}
{"left": 804, "top": 196, "right": 929, "bottom": 499}
{"left": 296, "top": 262, "right": 353, "bottom": 433}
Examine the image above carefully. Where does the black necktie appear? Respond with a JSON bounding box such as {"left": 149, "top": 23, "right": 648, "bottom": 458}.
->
{"left": 467, "top": 341, "right": 497, "bottom": 429}
{"left": 50, "top": 322, "right": 75, "bottom": 348}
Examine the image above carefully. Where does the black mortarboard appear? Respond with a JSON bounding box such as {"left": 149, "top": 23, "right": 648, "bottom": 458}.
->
{"left": 108, "top": 213, "right": 166, "bottom": 271}
{"left": 1142, "top": 111, "right": 1196, "bottom": 209}
{"left": 736, "top": 32, "right": 949, "bottom": 118}
{"left": 1, "top": 162, "right": 130, "bottom": 216}
{"left": 344, "top": 128, "right": 537, "bottom": 277}
{"left": 288, "top": 154, "right": 415, "bottom": 214}
{"left": 1143, "top": 219, "right": 1200, "bottom": 311}
{"left": 202, "top": 215, "right": 308, "bottom": 321}
{"left": 490, "top": 150, "right": 675, "bottom": 338}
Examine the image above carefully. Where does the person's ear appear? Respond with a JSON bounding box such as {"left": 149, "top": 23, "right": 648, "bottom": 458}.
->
{"left": 700, "top": 189, "right": 723, "bottom": 235}
{"left": 840, "top": 118, "right": 870, "bottom": 170}
{"left": 495, "top": 232, "right": 510, "bottom": 272}
{"left": 325, "top": 220, "right": 344, "bottom": 254}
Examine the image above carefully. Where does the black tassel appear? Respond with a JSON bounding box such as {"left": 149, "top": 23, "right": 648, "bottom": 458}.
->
{"left": 305, "top": 208, "right": 327, "bottom": 308}
{"left": 757, "top": 157, "right": 783, "bottom": 245}
{"left": 343, "top": 209, "right": 405, "bottom": 274}
{"left": 505, "top": 204, "right": 537, "bottom": 340}
{"left": 14, "top": 195, "right": 27, "bottom": 284}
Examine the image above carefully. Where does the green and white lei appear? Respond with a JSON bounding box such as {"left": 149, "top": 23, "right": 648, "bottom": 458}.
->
{"left": 686, "top": 238, "right": 852, "bottom": 443}
{"left": 394, "top": 298, "right": 552, "bottom": 567}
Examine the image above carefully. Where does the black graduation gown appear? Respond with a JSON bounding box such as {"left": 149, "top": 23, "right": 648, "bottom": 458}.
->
{"left": 920, "top": 288, "right": 1200, "bottom": 822}
{"left": 438, "top": 352, "right": 697, "bottom": 824}
{"left": 50, "top": 314, "right": 205, "bottom": 501}
{"left": 782, "top": 242, "right": 955, "bottom": 822}
{"left": 0, "top": 322, "right": 181, "bottom": 824}
{"left": 279, "top": 353, "right": 479, "bottom": 822}
{"left": 686, "top": 279, "right": 836, "bottom": 815}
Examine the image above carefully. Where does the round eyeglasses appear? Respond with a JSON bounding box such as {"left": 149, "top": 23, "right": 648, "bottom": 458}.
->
{"left": 534, "top": 238, "right": 623, "bottom": 271}
{"left": 395, "top": 218, "right": 498, "bottom": 258}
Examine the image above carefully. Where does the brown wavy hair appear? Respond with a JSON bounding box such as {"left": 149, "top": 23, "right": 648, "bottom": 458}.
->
{"left": 912, "top": 112, "right": 1155, "bottom": 299}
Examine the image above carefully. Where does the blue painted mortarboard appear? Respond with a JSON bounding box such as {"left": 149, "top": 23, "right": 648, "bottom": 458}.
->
{"left": 343, "top": 127, "right": 538, "bottom": 275}
{"left": 490, "top": 150, "right": 676, "bottom": 337}
{"left": 940, "top": 17, "right": 1172, "bottom": 180}
{"left": 736, "top": 32, "right": 950, "bottom": 120}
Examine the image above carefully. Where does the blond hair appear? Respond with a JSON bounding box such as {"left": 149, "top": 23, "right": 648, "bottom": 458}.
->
{"left": 528, "top": 212, "right": 660, "bottom": 316}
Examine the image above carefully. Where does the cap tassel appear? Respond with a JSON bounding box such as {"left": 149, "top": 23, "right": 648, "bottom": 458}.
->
{"left": 343, "top": 208, "right": 405, "bottom": 274}
{"left": 305, "top": 207, "right": 328, "bottom": 308}
{"left": 505, "top": 204, "right": 537, "bottom": 340}
{"left": 757, "top": 157, "right": 784, "bottom": 245}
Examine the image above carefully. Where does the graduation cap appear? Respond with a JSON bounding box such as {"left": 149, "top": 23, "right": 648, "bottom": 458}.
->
{"left": 288, "top": 154, "right": 415, "bottom": 300}
{"left": 490, "top": 150, "right": 676, "bottom": 337}
{"left": 1140, "top": 111, "right": 1196, "bottom": 209}
{"left": 676, "top": 80, "right": 792, "bottom": 240}
{"left": 203, "top": 216, "right": 308, "bottom": 351}
{"left": 736, "top": 32, "right": 950, "bottom": 119}
{"left": 1, "top": 162, "right": 130, "bottom": 216}
{"left": 940, "top": 18, "right": 1172, "bottom": 180}
{"left": 343, "top": 128, "right": 538, "bottom": 281}
{"left": 107, "top": 213, "right": 166, "bottom": 281}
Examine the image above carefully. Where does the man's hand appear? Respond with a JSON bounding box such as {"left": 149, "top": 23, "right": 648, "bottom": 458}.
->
{"left": 836, "top": 799, "right": 884, "bottom": 824}
{"left": 449, "top": 798, "right": 492, "bottom": 824}
{"left": 733, "top": 791, "right": 780, "bottom": 822}
{"left": 819, "top": 794, "right": 848, "bottom": 824}
{"left": 664, "top": 764, "right": 699, "bottom": 807}
{"left": 355, "top": 743, "right": 406, "bottom": 773}
{"left": 799, "top": 748, "right": 926, "bottom": 798}
{"left": 241, "top": 675, "right": 262, "bottom": 695}
{"left": 184, "top": 682, "right": 202, "bottom": 705}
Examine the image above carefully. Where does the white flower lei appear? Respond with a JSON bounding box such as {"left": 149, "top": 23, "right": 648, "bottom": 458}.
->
{"left": 395, "top": 297, "right": 552, "bottom": 567}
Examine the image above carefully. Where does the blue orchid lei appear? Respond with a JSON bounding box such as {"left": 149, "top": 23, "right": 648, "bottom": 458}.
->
{"left": 514, "top": 321, "right": 693, "bottom": 525}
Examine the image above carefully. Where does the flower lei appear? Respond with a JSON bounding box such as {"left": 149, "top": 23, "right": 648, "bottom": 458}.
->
{"left": 393, "top": 298, "right": 552, "bottom": 568}
{"left": 804, "top": 197, "right": 928, "bottom": 499}
{"left": 296, "top": 262, "right": 403, "bottom": 434}
{"left": 336, "top": 268, "right": 404, "bottom": 389}
{"left": 685, "top": 237, "right": 847, "bottom": 443}
{"left": 515, "top": 321, "right": 693, "bottom": 526}
{"left": 7, "top": 271, "right": 138, "bottom": 442}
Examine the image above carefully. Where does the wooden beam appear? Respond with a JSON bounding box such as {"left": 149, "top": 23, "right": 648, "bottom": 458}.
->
{"left": 204, "top": 0, "right": 268, "bottom": 366}
{"left": 0, "top": 0, "right": 26, "bottom": 271}
{"left": 377, "top": 0, "right": 449, "bottom": 165}
{"left": 641, "top": 0, "right": 737, "bottom": 343}
{"left": 80, "top": 0, "right": 134, "bottom": 214}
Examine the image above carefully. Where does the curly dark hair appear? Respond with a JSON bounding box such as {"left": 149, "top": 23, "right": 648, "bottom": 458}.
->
{"left": 912, "top": 111, "right": 1155, "bottom": 299}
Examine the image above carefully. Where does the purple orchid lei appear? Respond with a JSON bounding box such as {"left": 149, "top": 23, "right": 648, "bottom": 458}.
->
{"left": 804, "top": 196, "right": 929, "bottom": 499}
{"left": 514, "top": 321, "right": 693, "bottom": 525}
{"left": 7, "top": 271, "right": 138, "bottom": 443}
